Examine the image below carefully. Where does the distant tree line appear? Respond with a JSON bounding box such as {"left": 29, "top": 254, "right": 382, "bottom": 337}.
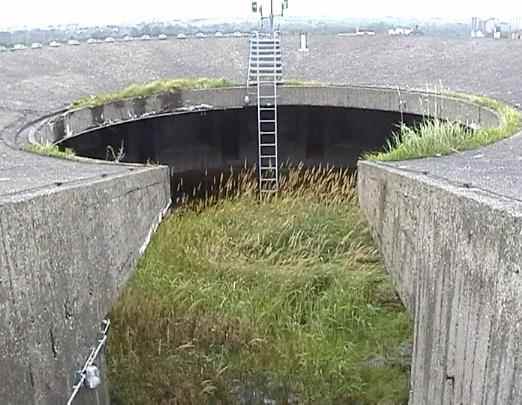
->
{"left": 0, "top": 19, "right": 470, "bottom": 47}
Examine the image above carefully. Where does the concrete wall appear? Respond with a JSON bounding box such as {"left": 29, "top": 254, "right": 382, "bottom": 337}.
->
{"left": 32, "top": 86, "right": 499, "bottom": 146}
{"left": 358, "top": 161, "right": 522, "bottom": 404}
{"left": 58, "top": 106, "right": 423, "bottom": 171}
{"left": 21, "top": 85, "right": 503, "bottom": 404}
{"left": 0, "top": 167, "right": 171, "bottom": 405}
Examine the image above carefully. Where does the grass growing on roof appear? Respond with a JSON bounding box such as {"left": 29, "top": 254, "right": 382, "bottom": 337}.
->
{"left": 25, "top": 142, "right": 75, "bottom": 159}
{"left": 108, "top": 166, "right": 411, "bottom": 405}
{"left": 71, "top": 77, "right": 234, "bottom": 109}
{"left": 366, "top": 94, "right": 521, "bottom": 161}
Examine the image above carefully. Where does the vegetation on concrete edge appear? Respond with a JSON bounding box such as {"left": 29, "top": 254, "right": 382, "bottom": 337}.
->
{"left": 366, "top": 94, "right": 522, "bottom": 161}
{"left": 25, "top": 142, "right": 75, "bottom": 159}
{"left": 284, "top": 79, "right": 324, "bottom": 86}
{"left": 108, "top": 166, "right": 412, "bottom": 405}
{"left": 71, "top": 78, "right": 234, "bottom": 109}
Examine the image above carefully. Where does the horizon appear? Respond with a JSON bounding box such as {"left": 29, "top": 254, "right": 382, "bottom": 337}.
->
{"left": 1, "top": 0, "right": 521, "bottom": 31}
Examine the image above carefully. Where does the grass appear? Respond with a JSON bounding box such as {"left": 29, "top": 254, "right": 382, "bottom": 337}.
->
{"left": 366, "top": 93, "right": 522, "bottom": 161}
{"left": 284, "top": 79, "right": 324, "bottom": 86}
{"left": 108, "top": 166, "right": 411, "bottom": 405}
{"left": 25, "top": 142, "right": 75, "bottom": 159}
{"left": 71, "top": 78, "right": 234, "bottom": 109}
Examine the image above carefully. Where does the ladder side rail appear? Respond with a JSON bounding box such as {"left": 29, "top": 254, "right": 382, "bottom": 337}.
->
{"left": 256, "top": 31, "right": 263, "bottom": 192}
{"left": 273, "top": 31, "right": 279, "bottom": 190}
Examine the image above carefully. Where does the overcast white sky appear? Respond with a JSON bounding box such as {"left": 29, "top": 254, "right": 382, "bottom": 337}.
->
{"left": 1, "top": 0, "right": 521, "bottom": 29}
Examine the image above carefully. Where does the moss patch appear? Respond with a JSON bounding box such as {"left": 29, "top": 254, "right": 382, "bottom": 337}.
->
{"left": 71, "top": 78, "right": 234, "bottom": 109}
{"left": 25, "top": 142, "right": 75, "bottom": 159}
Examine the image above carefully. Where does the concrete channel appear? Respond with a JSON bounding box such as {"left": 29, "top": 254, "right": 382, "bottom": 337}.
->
{"left": 3, "top": 84, "right": 514, "bottom": 404}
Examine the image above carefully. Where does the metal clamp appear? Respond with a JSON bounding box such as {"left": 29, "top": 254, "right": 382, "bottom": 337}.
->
{"left": 66, "top": 319, "right": 111, "bottom": 405}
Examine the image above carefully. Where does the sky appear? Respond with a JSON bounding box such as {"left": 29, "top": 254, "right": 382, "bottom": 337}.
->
{"left": 1, "top": 0, "right": 522, "bottom": 30}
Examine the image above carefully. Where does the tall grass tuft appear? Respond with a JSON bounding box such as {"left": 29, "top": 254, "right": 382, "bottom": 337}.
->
{"left": 108, "top": 166, "right": 411, "bottom": 405}
{"left": 367, "top": 94, "right": 521, "bottom": 161}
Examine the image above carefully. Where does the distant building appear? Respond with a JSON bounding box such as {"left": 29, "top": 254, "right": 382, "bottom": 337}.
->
{"left": 299, "top": 32, "right": 309, "bottom": 51}
{"left": 388, "top": 28, "right": 413, "bottom": 36}
{"left": 338, "top": 28, "right": 376, "bottom": 37}
{"left": 471, "top": 17, "right": 519, "bottom": 39}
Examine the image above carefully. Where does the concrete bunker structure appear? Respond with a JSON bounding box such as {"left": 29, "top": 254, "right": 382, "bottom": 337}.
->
{"left": 36, "top": 86, "right": 496, "bottom": 191}
{"left": 4, "top": 84, "right": 516, "bottom": 405}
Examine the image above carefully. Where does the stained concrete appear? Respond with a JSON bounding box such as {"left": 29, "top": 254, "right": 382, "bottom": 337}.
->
{"left": 2, "top": 84, "right": 498, "bottom": 404}
{"left": 59, "top": 106, "right": 422, "bottom": 172}
{"left": 358, "top": 156, "right": 522, "bottom": 404}
{"left": 1, "top": 35, "right": 522, "bottom": 405}
{"left": 0, "top": 168, "right": 170, "bottom": 404}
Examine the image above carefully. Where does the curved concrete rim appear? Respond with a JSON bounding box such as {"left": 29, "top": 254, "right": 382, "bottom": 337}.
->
{"left": 26, "top": 85, "right": 502, "bottom": 163}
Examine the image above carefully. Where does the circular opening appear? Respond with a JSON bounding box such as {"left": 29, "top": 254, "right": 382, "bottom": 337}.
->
{"left": 60, "top": 105, "right": 425, "bottom": 194}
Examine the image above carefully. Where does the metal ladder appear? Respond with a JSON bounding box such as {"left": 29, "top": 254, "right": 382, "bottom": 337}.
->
{"left": 248, "top": 31, "right": 282, "bottom": 194}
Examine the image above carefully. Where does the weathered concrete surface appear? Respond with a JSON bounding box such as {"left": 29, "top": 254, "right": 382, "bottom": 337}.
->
{"left": 0, "top": 34, "right": 521, "bottom": 404}
{"left": 38, "top": 86, "right": 498, "bottom": 144}
{"left": 358, "top": 156, "right": 522, "bottom": 404}
{"left": 0, "top": 167, "right": 170, "bottom": 404}
{"left": 2, "top": 35, "right": 522, "bottom": 200}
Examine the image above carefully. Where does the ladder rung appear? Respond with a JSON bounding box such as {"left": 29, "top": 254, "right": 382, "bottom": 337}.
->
{"left": 260, "top": 131, "right": 276, "bottom": 134}
{"left": 260, "top": 143, "right": 277, "bottom": 146}
{"left": 260, "top": 120, "right": 276, "bottom": 123}
{"left": 260, "top": 154, "right": 277, "bottom": 158}
{"left": 250, "top": 65, "right": 282, "bottom": 68}
{"left": 248, "top": 80, "right": 283, "bottom": 83}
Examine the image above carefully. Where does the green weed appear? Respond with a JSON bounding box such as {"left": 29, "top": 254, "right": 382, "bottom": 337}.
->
{"left": 366, "top": 94, "right": 521, "bottom": 161}
{"left": 25, "top": 142, "right": 75, "bottom": 159}
{"left": 108, "top": 166, "right": 411, "bottom": 405}
{"left": 71, "top": 78, "right": 234, "bottom": 109}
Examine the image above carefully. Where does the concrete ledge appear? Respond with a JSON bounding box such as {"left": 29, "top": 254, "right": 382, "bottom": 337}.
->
{"left": 6, "top": 85, "right": 508, "bottom": 404}
{"left": 0, "top": 166, "right": 170, "bottom": 405}
{"left": 358, "top": 160, "right": 522, "bottom": 404}
{"left": 30, "top": 86, "right": 499, "bottom": 145}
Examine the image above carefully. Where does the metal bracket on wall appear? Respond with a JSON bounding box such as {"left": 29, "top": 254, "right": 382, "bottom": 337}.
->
{"left": 66, "top": 319, "right": 111, "bottom": 405}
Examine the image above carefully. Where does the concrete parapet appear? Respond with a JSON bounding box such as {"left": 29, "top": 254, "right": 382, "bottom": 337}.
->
{"left": 0, "top": 167, "right": 170, "bottom": 404}
{"left": 358, "top": 160, "right": 522, "bottom": 404}
{"left": 12, "top": 84, "right": 506, "bottom": 404}
{"left": 33, "top": 86, "right": 499, "bottom": 145}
